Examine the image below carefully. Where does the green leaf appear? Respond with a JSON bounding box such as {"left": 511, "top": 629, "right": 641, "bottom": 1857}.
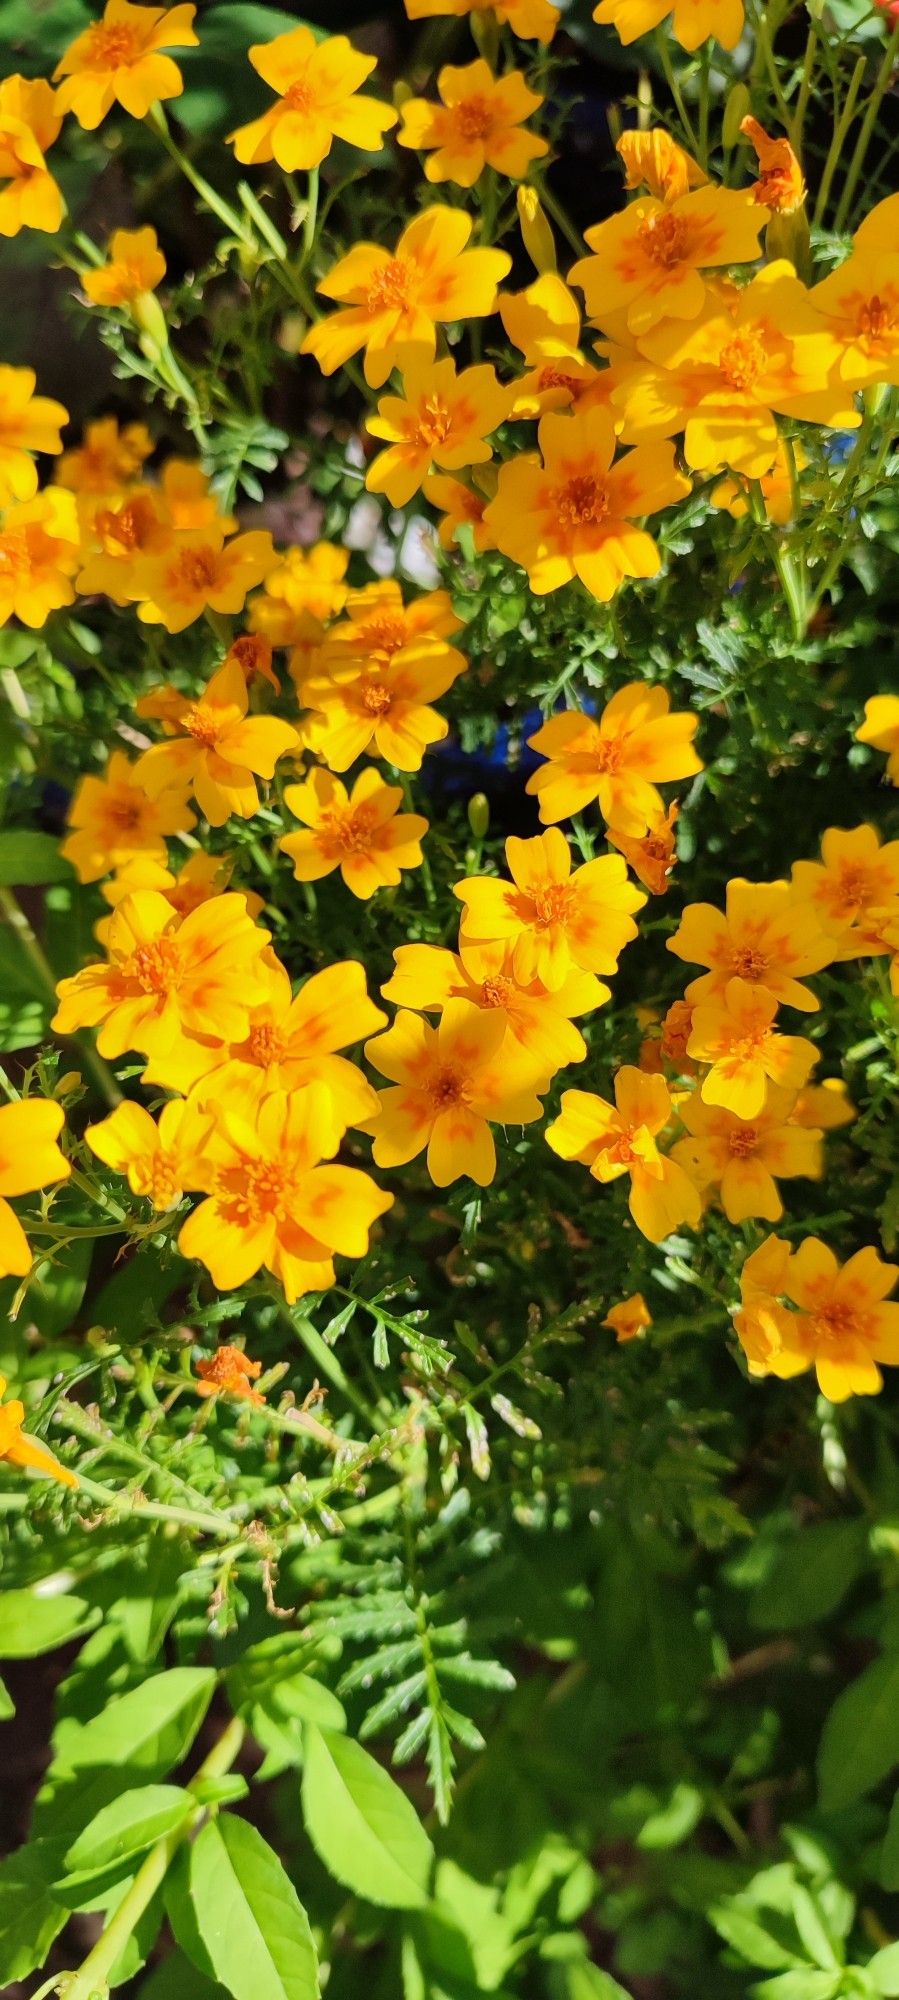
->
{"left": 751, "top": 1977, "right": 843, "bottom": 1999}
{"left": 65, "top": 1785, "right": 193, "bottom": 1876}
{"left": 301, "top": 1724, "right": 434, "bottom": 1909}
{"left": 868, "top": 1942, "right": 899, "bottom": 1995}
{"left": 185, "top": 1814, "right": 319, "bottom": 2000}
{"left": 56, "top": 1667, "right": 216, "bottom": 1781}
{"left": 818, "top": 1653, "right": 899, "bottom": 1810}
{"left": 750, "top": 1521, "right": 870, "bottom": 1630}
{"left": 0, "top": 1587, "right": 99, "bottom": 1659}
{"left": 880, "top": 1790, "right": 899, "bottom": 1889}
{"left": 0, "top": 830, "right": 72, "bottom": 885}
{"left": 0, "top": 923, "right": 49, "bottom": 1050}
{"left": 0, "top": 1675, "right": 13, "bottom": 1718}
{"left": 709, "top": 1902, "right": 805, "bottom": 1973}
{"left": 0, "top": 1843, "right": 69, "bottom": 1985}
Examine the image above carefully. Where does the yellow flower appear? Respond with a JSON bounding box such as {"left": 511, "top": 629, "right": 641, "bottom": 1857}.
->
{"left": 424, "top": 471, "right": 496, "bottom": 552}
{"left": 484, "top": 406, "right": 689, "bottom": 601}
{"left": 0, "top": 488, "right": 81, "bottom": 628}
{"left": 545, "top": 1068, "right": 701, "bottom": 1243}
{"left": 250, "top": 540, "right": 349, "bottom": 683}
{"left": 194, "top": 1344, "right": 264, "bottom": 1405}
{"left": 382, "top": 938, "right": 608, "bottom": 1077}
{"left": 135, "top": 525, "right": 277, "bottom": 632}
{"left": 159, "top": 456, "right": 235, "bottom": 532}
{"left": 54, "top": 0, "right": 199, "bottom": 130}
{"left": 0, "top": 365, "right": 67, "bottom": 504}
{"left": 667, "top": 878, "right": 833, "bottom": 1011}
{"left": 75, "top": 488, "right": 174, "bottom": 603}
{"left": 670, "top": 1083, "right": 823, "bottom": 1223}
{"left": 811, "top": 249, "right": 899, "bottom": 391}
{"left": 398, "top": 58, "right": 547, "bottom": 187}
{"left": 603, "top": 1293, "right": 652, "bottom": 1342}
{"left": 86, "top": 1097, "right": 209, "bottom": 1209}
{"left": 593, "top": 0, "right": 743, "bottom": 51}
{"left": 856, "top": 694, "right": 899, "bottom": 783}
{"left": 791, "top": 825, "right": 899, "bottom": 959}
{"left": 96, "top": 851, "right": 257, "bottom": 947}
{"left": 616, "top": 128, "right": 707, "bottom": 203}
{"left": 57, "top": 415, "right": 154, "bottom": 497}
{"left": 365, "top": 356, "right": 510, "bottom": 509}
{"left": 301, "top": 639, "right": 467, "bottom": 773}
{"left": 792, "top": 1079, "right": 855, "bottom": 1130}
{"left": 404, "top": 0, "right": 562, "bottom": 38}
{"left": 733, "top": 1234, "right": 797, "bottom": 1379}
{"left": 711, "top": 438, "right": 805, "bottom": 526}
{"left": 0, "top": 76, "right": 64, "bottom": 238}
{"left": 741, "top": 117, "right": 805, "bottom": 215}
{"left": 83, "top": 225, "right": 166, "bottom": 306}
{"left": 302, "top": 206, "right": 511, "bottom": 388}
{"left": 223, "top": 630, "right": 279, "bottom": 691}
{"left": 178, "top": 1083, "right": 392, "bottom": 1304}
{"left": 52, "top": 889, "right": 272, "bottom": 1063}
{"left": 608, "top": 802, "right": 679, "bottom": 894}
{"left": 778, "top": 1239, "right": 899, "bottom": 1402}
{"left": 527, "top": 682, "right": 701, "bottom": 834}
{"left": 172, "top": 955, "right": 385, "bottom": 1124}
{"left": 569, "top": 187, "right": 764, "bottom": 336}
{"left": 229, "top": 25, "right": 396, "bottom": 171}
{"left": 319, "top": 577, "right": 463, "bottom": 673}
{"left": 281, "top": 766, "right": 428, "bottom": 898}
{"left": 454, "top": 827, "right": 645, "bottom": 992}
{"left": 134, "top": 660, "right": 298, "bottom": 826}
{"left": 0, "top": 1374, "right": 77, "bottom": 1487}
{"left": 0, "top": 1100, "right": 70, "bottom": 1281}
{"left": 365, "top": 999, "right": 547, "bottom": 1188}
{"left": 61, "top": 747, "right": 195, "bottom": 884}
{"left": 500, "top": 273, "right": 604, "bottom": 418}
{"left": 686, "top": 977, "right": 817, "bottom": 1120}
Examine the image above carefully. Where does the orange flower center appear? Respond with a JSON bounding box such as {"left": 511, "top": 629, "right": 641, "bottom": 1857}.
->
{"left": 184, "top": 704, "right": 222, "bottom": 747}
{"left": 319, "top": 802, "right": 381, "bottom": 856}
{"left": 0, "top": 524, "right": 51, "bottom": 580}
{"left": 730, "top": 943, "right": 770, "bottom": 981}
{"left": 557, "top": 474, "right": 609, "bottom": 530}
{"left": 127, "top": 936, "right": 183, "bottom": 995}
{"left": 105, "top": 793, "right": 148, "bottom": 834}
{"left": 216, "top": 1156, "right": 293, "bottom": 1224}
{"left": 755, "top": 166, "right": 796, "bottom": 213}
{"left": 426, "top": 1062, "right": 466, "bottom": 1108}
{"left": 537, "top": 364, "right": 585, "bottom": 396}
{"left": 82, "top": 21, "right": 142, "bottom": 68}
{"left": 284, "top": 76, "right": 316, "bottom": 113}
{"left": 807, "top": 1297, "right": 864, "bottom": 1349}
{"left": 602, "top": 1127, "right": 640, "bottom": 1168}
{"left": 168, "top": 547, "right": 219, "bottom": 596}
{"left": 530, "top": 882, "right": 573, "bottom": 929}
{"left": 727, "top": 1124, "right": 759, "bottom": 1157}
{"left": 593, "top": 734, "right": 624, "bottom": 773}
{"left": 358, "top": 613, "right": 407, "bottom": 660}
{"left": 638, "top": 210, "right": 691, "bottom": 269}
{"left": 724, "top": 1021, "right": 770, "bottom": 1060}
{"left": 366, "top": 254, "right": 417, "bottom": 316}
{"left": 479, "top": 974, "right": 513, "bottom": 1008}
{"left": 361, "top": 678, "right": 394, "bottom": 716}
{"left": 146, "top": 1154, "right": 180, "bottom": 1207}
{"left": 719, "top": 331, "right": 766, "bottom": 392}
{"left": 246, "top": 1020, "right": 289, "bottom": 1066}
{"left": 96, "top": 496, "right": 158, "bottom": 552}
{"left": 413, "top": 394, "right": 455, "bottom": 447}
{"left": 454, "top": 94, "right": 496, "bottom": 142}
{"left": 857, "top": 294, "right": 894, "bottom": 341}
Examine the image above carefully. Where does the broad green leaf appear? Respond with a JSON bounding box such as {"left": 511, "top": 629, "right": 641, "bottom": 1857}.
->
{"left": 186, "top": 1814, "right": 319, "bottom": 2000}
{"left": 818, "top": 1653, "right": 899, "bottom": 1810}
{"left": 301, "top": 1724, "right": 434, "bottom": 1909}
{"left": 272, "top": 1672, "right": 346, "bottom": 1730}
{"left": 137, "top": 1948, "right": 230, "bottom": 2000}
{"left": 751, "top": 1977, "right": 843, "bottom": 1999}
{"left": 0, "top": 830, "right": 72, "bottom": 885}
{"left": 709, "top": 1902, "right": 805, "bottom": 1973}
{"left": 65, "top": 1785, "right": 194, "bottom": 1875}
{"left": 0, "top": 1586, "right": 99, "bottom": 1659}
{"left": 750, "top": 1521, "right": 870, "bottom": 1630}
{"left": 0, "top": 1843, "right": 69, "bottom": 1985}
{"left": 868, "top": 1942, "right": 899, "bottom": 1995}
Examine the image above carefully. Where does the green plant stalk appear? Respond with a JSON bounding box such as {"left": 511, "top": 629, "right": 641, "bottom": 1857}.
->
{"left": 834, "top": 13, "right": 899, "bottom": 232}
{"left": 59, "top": 1715, "right": 246, "bottom": 2000}
{"left": 657, "top": 37, "right": 700, "bottom": 155}
{"left": 0, "top": 887, "right": 121, "bottom": 1110}
{"left": 811, "top": 55, "right": 866, "bottom": 229}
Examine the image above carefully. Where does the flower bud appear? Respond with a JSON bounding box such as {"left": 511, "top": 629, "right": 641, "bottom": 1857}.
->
{"left": 517, "top": 186, "right": 557, "bottom": 275}
{"left": 131, "top": 289, "right": 168, "bottom": 349}
{"left": 723, "top": 82, "right": 751, "bottom": 150}
{"left": 467, "top": 791, "right": 490, "bottom": 840}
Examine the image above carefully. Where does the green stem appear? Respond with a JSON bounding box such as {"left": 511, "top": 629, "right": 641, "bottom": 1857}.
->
{"left": 275, "top": 1292, "right": 377, "bottom": 1427}
{"left": 657, "top": 38, "right": 700, "bottom": 156}
{"left": 812, "top": 55, "right": 866, "bottom": 229}
{"left": 535, "top": 178, "right": 585, "bottom": 259}
{"left": 0, "top": 886, "right": 121, "bottom": 1110}
{"left": 75, "top": 1469, "right": 243, "bottom": 1540}
{"left": 834, "top": 14, "right": 899, "bottom": 233}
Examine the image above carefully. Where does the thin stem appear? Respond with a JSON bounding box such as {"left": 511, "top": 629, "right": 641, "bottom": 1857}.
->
{"left": 0, "top": 886, "right": 121, "bottom": 1109}
{"left": 275, "top": 1291, "right": 377, "bottom": 1427}
{"left": 657, "top": 38, "right": 700, "bottom": 156}
{"left": 812, "top": 55, "right": 866, "bottom": 228}
{"left": 834, "top": 14, "right": 899, "bottom": 233}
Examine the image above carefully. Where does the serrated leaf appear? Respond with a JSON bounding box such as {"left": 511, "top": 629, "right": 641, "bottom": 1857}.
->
{"left": 301, "top": 1724, "right": 433, "bottom": 1908}
{"left": 185, "top": 1815, "right": 319, "bottom": 2000}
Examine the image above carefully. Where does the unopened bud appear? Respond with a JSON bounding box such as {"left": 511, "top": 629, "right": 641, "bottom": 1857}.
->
{"left": 516, "top": 186, "right": 557, "bottom": 275}
{"left": 765, "top": 207, "right": 811, "bottom": 280}
{"left": 131, "top": 290, "right": 168, "bottom": 348}
{"left": 722, "top": 82, "right": 751, "bottom": 150}
{"left": 54, "top": 1071, "right": 82, "bottom": 1099}
{"left": 467, "top": 791, "right": 490, "bottom": 840}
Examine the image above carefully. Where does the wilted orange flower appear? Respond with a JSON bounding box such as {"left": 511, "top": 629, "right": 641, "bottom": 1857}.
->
{"left": 134, "top": 661, "right": 298, "bottom": 826}
{"left": 179, "top": 1084, "right": 392, "bottom": 1303}
{"left": 135, "top": 526, "right": 277, "bottom": 632}
{"left": 222, "top": 631, "right": 279, "bottom": 692}
{"left": 86, "top": 1097, "right": 209, "bottom": 1209}
{"left": 302, "top": 206, "right": 511, "bottom": 388}
{"left": 404, "top": 0, "right": 561, "bottom": 37}
{"left": 671, "top": 1083, "right": 823, "bottom": 1223}
{"left": 61, "top": 748, "right": 195, "bottom": 884}
{"left": 54, "top": 0, "right": 199, "bottom": 129}
{"left": 365, "top": 357, "right": 509, "bottom": 509}
{"left": 52, "top": 890, "right": 271, "bottom": 1062}
{"left": 0, "top": 1375, "right": 76, "bottom": 1487}
{"left": 616, "top": 128, "right": 706, "bottom": 203}
{"left": 195, "top": 1345, "right": 264, "bottom": 1406}
{"left": 0, "top": 366, "right": 67, "bottom": 504}
{"left": 398, "top": 58, "right": 547, "bottom": 187}
{"left": 0, "top": 76, "right": 64, "bottom": 237}
{"left": 281, "top": 766, "right": 428, "bottom": 898}
{"left": 301, "top": 644, "right": 466, "bottom": 773}
{"left": 229, "top": 25, "right": 396, "bottom": 171}
{"left": 668, "top": 879, "right": 832, "bottom": 1011}
{"left": 603, "top": 1293, "right": 652, "bottom": 1341}
{"left": 856, "top": 694, "right": 899, "bottom": 783}
{"left": 546, "top": 1068, "right": 701, "bottom": 1243}
{"left": 570, "top": 188, "right": 763, "bottom": 337}
{"left": 608, "top": 803, "right": 679, "bottom": 893}
{"left": 382, "top": 938, "right": 607, "bottom": 1076}
{"left": 791, "top": 825, "right": 899, "bottom": 958}
{"left": 75, "top": 488, "right": 174, "bottom": 602}
{"left": 57, "top": 415, "right": 153, "bottom": 497}
{"left": 593, "top": 0, "right": 743, "bottom": 50}
{"left": 169, "top": 955, "right": 384, "bottom": 1121}
{"left": 0, "top": 488, "right": 81, "bottom": 627}
{"left": 365, "top": 999, "right": 547, "bottom": 1187}
{"left": 741, "top": 117, "right": 805, "bottom": 214}
{"left": 527, "top": 683, "right": 701, "bottom": 834}
{"left": 455, "top": 827, "right": 645, "bottom": 992}
{"left": 779, "top": 1239, "right": 899, "bottom": 1402}
{"left": 83, "top": 225, "right": 166, "bottom": 306}
{"left": 425, "top": 471, "right": 496, "bottom": 552}
{"left": 687, "top": 977, "right": 817, "bottom": 1119}
{"left": 484, "top": 407, "right": 690, "bottom": 602}
{"left": 0, "top": 1100, "right": 70, "bottom": 1281}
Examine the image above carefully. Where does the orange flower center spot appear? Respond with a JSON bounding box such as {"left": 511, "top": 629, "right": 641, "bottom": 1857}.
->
{"left": 366, "top": 255, "right": 417, "bottom": 316}
{"left": 360, "top": 678, "right": 394, "bottom": 716}
{"left": 0, "top": 525, "right": 48, "bottom": 579}
{"left": 719, "top": 331, "right": 766, "bottom": 393}
{"left": 127, "top": 936, "right": 183, "bottom": 996}
{"left": 284, "top": 76, "right": 316, "bottom": 113}
{"left": 97, "top": 498, "right": 157, "bottom": 552}
{"left": 480, "top": 974, "right": 514, "bottom": 1008}
{"left": 168, "top": 547, "right": 219, "bottom": 596}
{"left": 246, "top": 1021, "right": 290, "bottom": 1066}
{"left": 727, "top": 1124, "right": 759, "bottom": 1157}
{"left": 359, "top": 613, "right": 407, "bottom": 660}
{"left": 427, "top": 1062, "right": 467, "bottom": 1109}
{"left": 454, "top": 95, "right": 496, "bottom": 143}
{"left": 593, "top": 734, "right": 624, "bottom": 773}
{"left": 730, "top": 943, "right": 770, "bottom": 981}
{"left": 105, "top": 795, "right": 147, "bottom": 834}
{"left": 184, "top": 705, "right": 222, "bottom": 748}
{"left": 413, "top": 395, "right": 455, "bottom": 447}
{"left": 319, "top": 802, "right": 381, "bottom": 856}
{"left": 537, "top": 364, "right": 585, "bottom": 395}
{"left": 218, "top": 1156, "right": 292, "bottom": 1224}
{"left": 558, "top": 474, "right": 609, "bottom": 530}
{"left": 530, "top": 882, "right": 574, "bottom": 929}
{"left": 808, "top": 1298, "right": 865, "bottom": 1350}
{"left": 83, "top": 22, "right": 141, "bottom": 69}
{"left": 638, "top": 210, "right": 691, "bottom": 269}
{"left": 858, "top": 294, "right": 894, "bottom": 341}
{"left": 147, "top": 1155, "right": 180, "bottom": 1207}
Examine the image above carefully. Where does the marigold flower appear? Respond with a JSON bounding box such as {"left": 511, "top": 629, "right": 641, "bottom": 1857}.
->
{"left": 302, "top": 206, "right": 511, "bottom": 388}
{"left": 455, "top": 827, "right": 645, "bottom": 992}
{"left": 856, "top": 694, "right": 899, "bottom": 783}
{"left": 320, "top": 577, "right": 464, "bottom": 671}
{"left": 83, "top": 225, "right": 166, "bottom": 306}
{"left": 0, "top": 76, "right": 64, "bottom": 237}
{"left": 485, "top": 407, "right": 689, "bottom": 602}
{"left": 61, "top": 747, "right": 195, "bottom": 884}
{"left": 0, "top": 1374, "right": 76, "bottom": 1487}
{"left": 424, "top": 471, "right": 496, "bottom": 552}
{"left": 159, "top": 456, "right": 235, "bottom": 533}
{"left": 86, "top": 1097, "right": 209, "bottom": 1209}
{"left": 365, "top": 999, "right": 547, "bottom": 1187}
{"left": 500, "top": 274, "right": 603, "bottom": 418}
{"left": 281, "top": 766, "right": 428, "bottom": 898}
{"left": 168, "top": 955, "right": 385, "bottom": 1122}
{"left": 223, "top": 632, "right": 279, "bottom": 692}
{"left": 404, "top": 0, "right": 561, "bottom": 36}
{"left": 57, "top": 415, "right": 153, "bottom": 497}
{"left": 527, "top": 683, "right": 701, "bottom": 834}
{"left": 365, "top": 357, "right": 510, "bottom": 510}
{"left": 251, "top": 540, "right": 349, "bottom": 643}
{"left": 608, "top": 802, "right": 679, "bottom": 893}
{"left": 54, "top": 0, "right": 199, "bottom": 130}
{"left": 0, "top": 366, "right": 67, "bottom": 505}
{"left": 668, "top": 878, "right": 832, "bottom": 1011}
{"left": 194, "top": 1345, "right": 264, "bottom": 1405}
{"left": 135, "top": 525, "right": 277, "bottom": 632}
{"left": 229, "top": 25, "right": 396, "bottom": 172}
{"left": 687, "top": 977, "right": 817, "bottom": 1120}
{"left": 792, "top": 1079, "right": 855, "bottom": 1130}
{"left": 96, "top": 852, "right": 259, "bottom": 946}
{"left": 733, "top": 1233, "right": 797, "bottom": 1378}
{"left": 593, "top": 0, "right": 743, "bottom": 50}
{"left": 178, "top": 1083, "right": 392, "bottom": 1304}
{"left": 741, "top": 117, "right": 805, "bottom": 215}
{"left": 398, "top": 58, "right": 547, "bottom": 188}
{"left": 603, "top": 1293, "right": 652, "bottom": 1341}
{"left": 0, "top": 1100, "right": 70, "bottom": 1281}
{"left": 777, "top": 1239, "right": 899, "bottom": 1402}
{"left": 0, "top": 488, "right": 81, "bottom": 627}
{"left": 52, "top": 889, "right": 272, "bottom": 1062}
{"left": 134, "top": 661, "right": 298, "bottom": 827}
{"left": 75, "top": 488, "right": 174, "bottom": 603}
{"left": 790, "top": 825, "right": 899, "bottom": 959}
{"left": 301, "top": 645, "right": 466, "bottom": 773}
{"left": 616, "top": 128, "right": 707, "bottom": 203}
{"left": 382, "top": 939, "right": 608, "bottom": 1076}
{"left": 570, "top": 187, "right": 763, "bottom": 338}
{"left": 546, "top": 1068, "right": 701, "bottom": 1243}
{"left": 811, "top": 249, "right": 899, "bottom": 391}
{"left": 671, "top": 1083, "right": 823, "bottom": 1223}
